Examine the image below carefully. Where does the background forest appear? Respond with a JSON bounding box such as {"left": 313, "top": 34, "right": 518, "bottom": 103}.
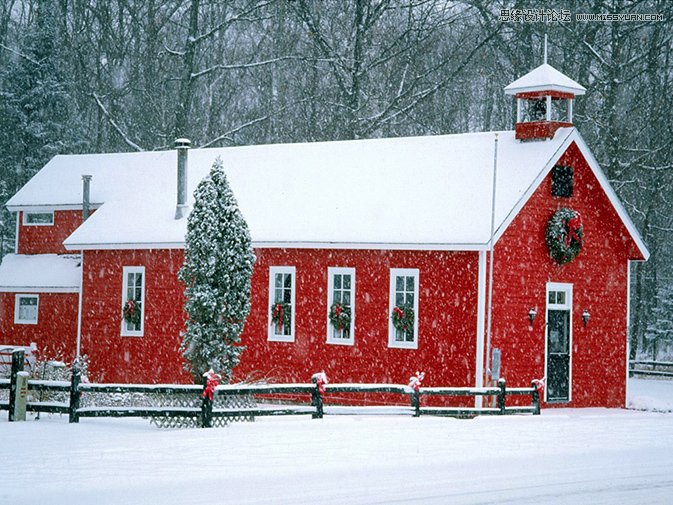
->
{"left": 0, "top": 0, "right": 671, "bottom": 359}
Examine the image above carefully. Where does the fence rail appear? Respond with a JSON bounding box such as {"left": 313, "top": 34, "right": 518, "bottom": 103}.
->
{"left": 1, "top": 350, "right": 540, "bottom": 426}
{"left": 629, "top": 360, "right": 673, "bottom": 378}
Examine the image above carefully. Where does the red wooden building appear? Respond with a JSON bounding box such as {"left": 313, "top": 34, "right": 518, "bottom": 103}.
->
{"left": 0, "top": 62, "right": 648, "bottom": 407}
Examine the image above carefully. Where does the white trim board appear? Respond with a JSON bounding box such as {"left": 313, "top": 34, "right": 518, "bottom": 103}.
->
{"left": 7, "top": 204, "right": 103, "bottom": 212}
{"left": 0, "top": 286, "right": 79, "bottom": 293}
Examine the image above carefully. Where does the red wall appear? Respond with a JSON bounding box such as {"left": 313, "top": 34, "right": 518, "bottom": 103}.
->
{"left": 237, "top": 249, "right": 479, "bottom": 388}
{"left": 80, "top": 249, "right": 190, "bottom": 384}
{"left": 18, "top": 210, "right": 88, "bottom": 255}
{"left": 80, "top": 247, "right": 480, "bottom": 387}
{"left": 490, "top": 141, "right": 640, "bottom": 408}
{"left": 0, "top": 292, "right": 79, "bottom": 362}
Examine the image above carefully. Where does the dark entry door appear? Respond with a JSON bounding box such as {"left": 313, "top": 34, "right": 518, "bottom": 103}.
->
{"left": 547, "top": 309, "right": 570, "bottom": 401}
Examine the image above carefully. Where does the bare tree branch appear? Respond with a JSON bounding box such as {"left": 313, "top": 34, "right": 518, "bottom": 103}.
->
{"left": 92, "top": 93, "right": 144, "bottom": 152}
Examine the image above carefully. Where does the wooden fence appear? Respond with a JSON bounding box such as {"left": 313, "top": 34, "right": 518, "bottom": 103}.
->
{"left": 629, "top": 360, "right": 673, "bottom": 378}
{"left": 1, "top": 350, "right": 540, "bottom": 427}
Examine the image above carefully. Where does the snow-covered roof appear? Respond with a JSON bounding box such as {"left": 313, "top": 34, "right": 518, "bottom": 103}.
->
{"left": 0, "top": 254, "right": 80, "bottom": 292}
{"left": 5, "top": 128, "right": 647, "bottom": 258}
{"left": 504, "top": 63, "right": 586, "bottom": 96}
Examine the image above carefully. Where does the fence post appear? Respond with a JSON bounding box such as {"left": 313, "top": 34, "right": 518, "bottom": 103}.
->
{"left": 411, "top": 390, "right": 421, "bottom": 417}
{"left": 311, "top": 383, "right": 323, "bottom": 419}
{"left": 531, "top": 380, "right": 541, "bottom": 415}
{"left": 69, "top": 364, "right": 81, "bottom": 423}
{"left": 497, "top": 378, "right": 506, "bottom": 415}
{"left": 8, "top": 349, "right": 25, "bottom": 422}
{"left": 201, "top": 375, "right": 214, "bottom": 428}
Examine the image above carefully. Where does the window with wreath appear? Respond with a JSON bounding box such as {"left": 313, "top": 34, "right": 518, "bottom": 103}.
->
{"left": 327, "top": 267, "right": 355, "bottom": 345}
{"left": 15, "top": 294, "right": 39, "bottom": 324}
{"left": 269, "top": 266, "right": 295, "bottom": 341}
{"left": 121, "top": 266, "right": 145, "bottom": 336}
{"left": 389, "top": 268, "right": 419, "bottom": 349}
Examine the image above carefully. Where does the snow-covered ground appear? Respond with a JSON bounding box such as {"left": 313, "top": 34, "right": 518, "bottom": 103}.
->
{"left": 1, "top": 378, "right": 672, "bottom": 505}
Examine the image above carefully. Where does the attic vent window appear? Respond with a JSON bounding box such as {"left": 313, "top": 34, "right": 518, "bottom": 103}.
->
{"left": 23, "top": 211, "right": 54, "bottom": 226}
{"left": 551, "top": 165, "right": 573, "bottom": 197}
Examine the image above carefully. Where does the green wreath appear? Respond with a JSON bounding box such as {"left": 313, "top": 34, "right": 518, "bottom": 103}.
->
{"left": 123, "top": 299, "right": 142, "bottom": 326}
{"left": 546, "top": 208, "right": 584, "bottom": 265}
{"left": 391, "top": 305, "right": 415, "bottom": 334}
{"left": 270, "top": 302, "right": 292, "bottom": 332}
{"left": 329, "top": 302, "right": 351, "bottom": 332}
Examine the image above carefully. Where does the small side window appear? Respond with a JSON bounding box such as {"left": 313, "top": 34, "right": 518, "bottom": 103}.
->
{"left": 23, "top": 212, "right": 54, "bottom": 226}
{"left": 551, "top": 165, "right": 573, "bottom": 197}
{"left": 15, "top": 294, "right": 39, "bottom": 325}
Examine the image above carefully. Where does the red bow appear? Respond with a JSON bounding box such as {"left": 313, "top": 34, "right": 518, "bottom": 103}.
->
{"left": 202, "top": 370, "right": 221, "bottom": 401}
{"left": 334, "top": 304, "right": 342, "bottom": 330}
{"left": 393, "top": 307, "right": 404, "bottom": 319}
{"left": 274, "top": 303, "right": 283, "bottom": 332}
{"left": 312, "top": 371, "right": 328, "bottom": 395}
{"left": 532, "top": 378, "right": 545, "bottom": 396}
{"left": 409, "top": 371, "right": 425, "bottom": 392}
{"left": 565, "top": 213, "right": 582, "bottom": 247}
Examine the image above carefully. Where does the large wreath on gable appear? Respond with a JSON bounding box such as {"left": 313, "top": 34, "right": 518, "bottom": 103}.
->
{"left": 391, "top": 305, "right": 415, "bottom": 335}
{"left": 546, "top": 208, "right": 584, "bottom": 265}
{"left": 123, "top": 299, "right": 142, "bottom": 326}
{"left": 329, "top": 302, "right": 351, "bottom": 332}
{"left": 270, "top": 302, "right": 292, "bottom": 332}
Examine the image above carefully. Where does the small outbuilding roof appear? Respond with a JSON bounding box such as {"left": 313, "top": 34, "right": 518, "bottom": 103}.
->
{"left": 504, "top": 63, "right": 586, "bottom": 96}
{"left": 0, "top": 254, "right": 81, "bottom": 293}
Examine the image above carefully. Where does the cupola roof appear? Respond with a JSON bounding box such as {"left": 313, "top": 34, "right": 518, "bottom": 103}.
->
{"left": 504, "top": 63, "right": 586, "bottom": 96}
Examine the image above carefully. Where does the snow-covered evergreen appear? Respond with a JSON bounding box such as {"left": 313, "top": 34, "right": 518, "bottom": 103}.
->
{"left": 178, "top": 157, "right": 255, "bottom": 382}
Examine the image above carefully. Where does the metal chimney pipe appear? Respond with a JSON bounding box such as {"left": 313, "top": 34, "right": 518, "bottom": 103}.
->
{"left": 82, "top": 175, "right": 92, "bottom": 221}
{"left": 175, "top": 138, "right": 191, "bottom": 219}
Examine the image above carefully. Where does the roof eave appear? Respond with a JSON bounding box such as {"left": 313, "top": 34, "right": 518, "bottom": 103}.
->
{"left": 504, "top": 85, "right": 586, "bottom": 96}
{"left": 63, "top": 240, "right": 490, "bottom": 252}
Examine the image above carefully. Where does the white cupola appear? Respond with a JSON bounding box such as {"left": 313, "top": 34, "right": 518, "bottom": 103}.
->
{"left": 504, "top": 38, "right": 585, "bottom": 141}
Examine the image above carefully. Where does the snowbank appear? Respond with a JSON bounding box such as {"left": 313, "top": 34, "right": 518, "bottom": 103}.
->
{"left": 0, "top": 378, "right": 671, "bottom": 504}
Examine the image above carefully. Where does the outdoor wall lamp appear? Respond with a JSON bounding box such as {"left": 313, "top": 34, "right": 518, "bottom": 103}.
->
{"left": 582, "top": 309, "right": 590, "bottom": 327}
{"left": 528, "top": 307, "right": 538, "bottom": 326}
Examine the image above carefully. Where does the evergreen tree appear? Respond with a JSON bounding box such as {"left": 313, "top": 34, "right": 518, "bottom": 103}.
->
{"left": 178, "top": 157, "right": 255, "bottom": 382}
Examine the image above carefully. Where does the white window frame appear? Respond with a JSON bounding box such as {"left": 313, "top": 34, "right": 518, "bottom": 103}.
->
{"left": 388, "top": 268, "right": 419, "bottom": 349}
{"left": 326, "top": 267, "right": 355, "bottom": 345}
{"left": 121, "top": 266, "right": 146, "bottom": 337}
{"left": 268, "top": 266, "right": 296, "bottom": 342}
{"left": 22, "top": 211, "right": 54, "bottom": 226}
{"left": 545, "top": 282, "right": 573, "bottom": 403}
{"left": 14, "top": 294, "right": 39, "bottom": 325}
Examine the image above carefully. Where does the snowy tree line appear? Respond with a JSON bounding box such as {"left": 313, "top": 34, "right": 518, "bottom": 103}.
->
{"left": 1, "top": 0, "right": 672, "bottom": 358}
